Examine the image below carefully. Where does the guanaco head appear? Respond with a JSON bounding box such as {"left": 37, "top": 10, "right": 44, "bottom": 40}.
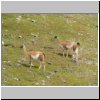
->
{"left": 20, "top": 44, "right": 25, "bottom": 48}
{"left": 54, "top": 36, "right": 58, "bottom": 39}
{"left": 77, "top": 42, "right": 80, "bottom": 47}
{"left": 54, "top": 36, "right": 60, "bottom": 42}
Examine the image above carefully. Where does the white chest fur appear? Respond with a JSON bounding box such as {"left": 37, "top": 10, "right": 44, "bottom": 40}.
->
{"left": 31, "top": 54, "right": 39, "bottom": 60}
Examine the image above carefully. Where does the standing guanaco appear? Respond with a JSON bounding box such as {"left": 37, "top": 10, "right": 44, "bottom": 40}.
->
{"left": 54, "top": 36, "right": 80, "bottom": 62}
{"left": 20, "top": 44, "right": 45, "bottom": 71}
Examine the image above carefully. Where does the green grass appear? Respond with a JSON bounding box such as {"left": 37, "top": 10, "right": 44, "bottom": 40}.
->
{"left": 2, "top": 14, "right": 98, "bottom": 86}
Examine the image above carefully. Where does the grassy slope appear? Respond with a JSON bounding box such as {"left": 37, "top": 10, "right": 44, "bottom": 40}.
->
{"left": 2, "top": 14, "right": 98, "bottom": 86}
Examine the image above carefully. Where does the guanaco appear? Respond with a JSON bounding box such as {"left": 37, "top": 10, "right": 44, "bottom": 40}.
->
{"left": 54, "top": 36, "right": 80, "bottom": 62}
{"left": 20, "top": 44, "right": 45, "bottom": 71}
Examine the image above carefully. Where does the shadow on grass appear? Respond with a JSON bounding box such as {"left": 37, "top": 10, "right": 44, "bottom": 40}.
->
{"left": 21, "top": 63, "right": 38, "bottom": 68}
{"left": 55, "top": 52, "right": 73, "bottom": 58}
{"left": 43, "top": 46, "right": 54, "bottom": 50}
{"left": 54, "top": 52, "right": 78, "bottom": 64}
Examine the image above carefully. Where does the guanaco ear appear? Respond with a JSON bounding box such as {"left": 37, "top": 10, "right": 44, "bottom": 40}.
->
{"left": 20, "top": 43, "right": 24, "bottom": 48}
{"left": 77, "top": 42, "right": 80, "bottom": 46}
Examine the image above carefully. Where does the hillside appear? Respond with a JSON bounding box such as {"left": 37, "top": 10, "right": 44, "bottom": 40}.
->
{"left": 2, "top": 14, "right": 98, "bottom": 86}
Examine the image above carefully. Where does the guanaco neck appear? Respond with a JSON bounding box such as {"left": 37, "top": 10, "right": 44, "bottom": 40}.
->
{"left": 23, "top": 45, "right": 28, "bottom": 57}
